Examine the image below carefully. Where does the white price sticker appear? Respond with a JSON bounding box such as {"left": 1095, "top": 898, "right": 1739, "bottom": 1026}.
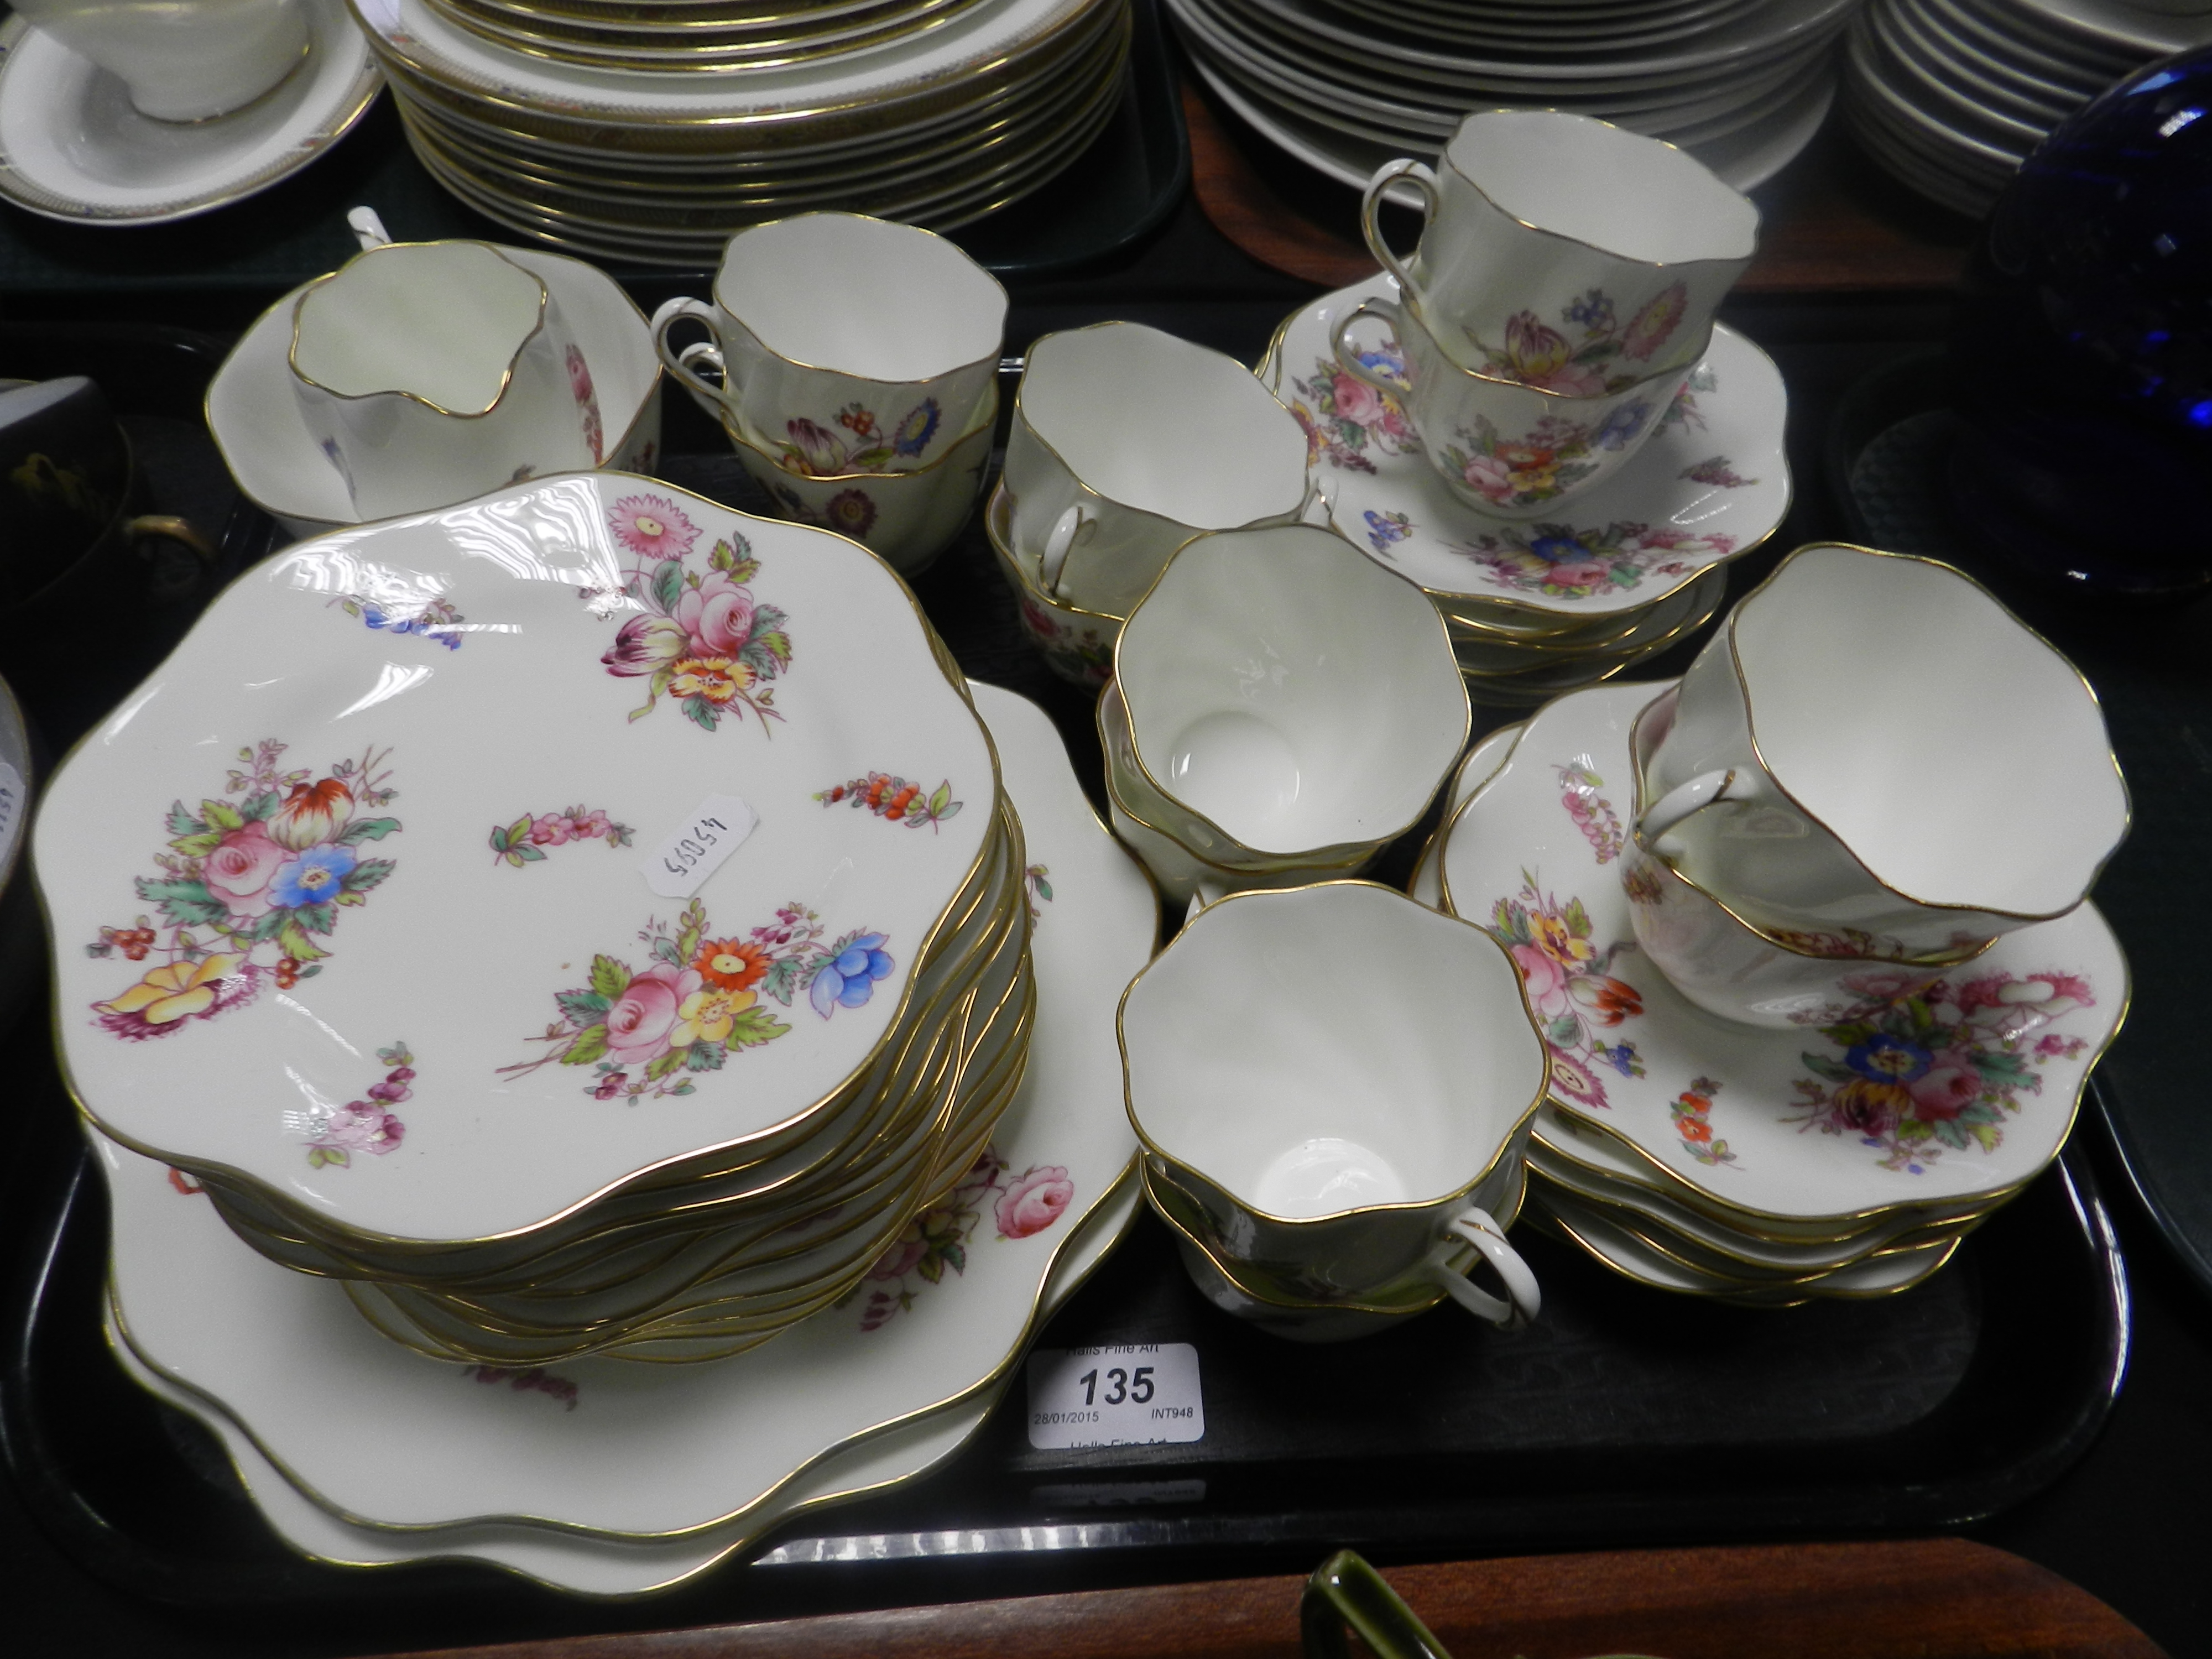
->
{"left": 1025, "top": 1343, "right": 1204, "bottom": 1450}
{"left": 643, "top": 795, "right": 758, "bottom": 898}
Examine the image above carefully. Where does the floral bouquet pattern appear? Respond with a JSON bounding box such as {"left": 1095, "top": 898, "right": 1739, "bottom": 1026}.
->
{"left": 330, "top": 592, "right": 465, "bottom": 650}
{"left": 843, "top": 1145, "right": 1075, "bottom": 1331}
{"left": 303, "top": 1042, "right": 415, "bottom": 1170}
{"left": 774, "top": 399, "right": 945, "bottom": 477}
{"left": 1288, "top": 345, "right": 1416, "bottom": 474}
{"left": 1485, "top": 872, "right": 1646, "bottom": 1113}
{"left": 1462, "top": 284, "right": 1691, "bottom": 396}
{"left": 87, "top": 739, "right": 400, "bottom": 1040}
{"left": 1440, "top": 404, "right": 1655, "bottom": 513}
{"left": 489, "top": 806, "right": 634, "bottom": 868}
{"left": 1787, "top": 970, "right": 2097, "bottom": 1174}
{"left": 503, "top": 898, "right": 893, "bottom": 1103}
{"left": 599, "top": 493, "right": 792, "bottom": 734}
{"left": 815, "top": 772, "right": 962, "bottom": 832}
{"left": 1441, "top": 519, "right": 1738, "bottom": 602}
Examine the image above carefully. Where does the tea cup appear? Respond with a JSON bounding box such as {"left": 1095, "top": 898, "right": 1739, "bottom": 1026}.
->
{"left": 1633, "top": 544, "right": 2130, "bottom": 957}
{"left": 721, "top": 386, "right": 994, "bottom": 578}
{"left": 1121, "top": 881, "right": 1548, "bottom": 1333}
{"left": 12, "top": 0, "right": 309, "bottom": 122}
{"left": 1361, "top": 110, "right": 1757, "bottom": 385}
{"left": 288, "top": 239, "right": 600, "bottom": 523}
{"left": 1113, "top": 523, "right": 1469, "bottom": 873}
{"left": 1332, "top": 293, "right": 1698, "bottom": 520}
{"left": 652, "top": 214, "right": 1005, "bottom": 474}
{"left": 1001, "top": 322, "right": 1312, "bottom": 615}
{"left": 983, "top": 483, "right": 1122, "bottom": 688}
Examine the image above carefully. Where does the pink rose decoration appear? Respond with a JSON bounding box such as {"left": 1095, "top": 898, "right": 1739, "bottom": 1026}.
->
{"left": 1545, "top": 557, "right": 1614, "bottom": 592}
{"left": 1333, "top": 373, "right": 1384, "bottom": 426}
{"left": 996, "top": 1165, "right": 1073, "bottom": 1239}
{"left": 320, "top": 1102, "right": 404, "bottom": 1155}
{"left": 604, "top": 964, "right": 696, "bottom": 1063}
{"left": 1462, "top": 453, "right": 1516, "bottom": 503}
{"left": 1509, "top": 942, "right": 1568, "bottom": 1016}
{"left": 203, "top": 820, "right": 288, "bottom": 918}
{"left": 673, "top": 572, "right": 757, "bottom": 658}
{"left": 1906, "top": 1049, "right": 1984, "bottom": 1121}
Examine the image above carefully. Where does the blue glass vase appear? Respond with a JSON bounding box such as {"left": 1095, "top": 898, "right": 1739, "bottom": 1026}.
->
{"left": 1949, "top": 44, "right": 2212, "bottom": 598}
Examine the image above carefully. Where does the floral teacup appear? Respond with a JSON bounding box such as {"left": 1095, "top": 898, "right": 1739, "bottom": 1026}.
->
{"left": 1635, "top": 544, "right": 2130, "bottom": 958}
{"left": 1122, "top": 881, "right": 1548, "bottom": 1334}
{"left": 653, "top": 213, "right": 1006, "bottom": 478}
{"left": 1331, "top": 293, "right": 1700, "bottom": 520}
{"left": 983, "top": 484, "right": 1121, "bottom": 688}
{"left": 1361, "top": 110, "right": 1757, "bottom": 385}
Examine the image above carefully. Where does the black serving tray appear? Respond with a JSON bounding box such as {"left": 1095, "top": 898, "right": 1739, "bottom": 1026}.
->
{"left": 0, "top": 0, "right": 1187, "bottom": 298}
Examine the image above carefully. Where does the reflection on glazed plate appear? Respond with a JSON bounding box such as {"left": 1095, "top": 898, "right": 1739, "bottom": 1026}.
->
{"left": 0, "top": 0, "right": 380, "bottom": 225}
{"left": 1434, "top": 681, "right": 2127, "bottom": 1224}
{"left": 99, "top": 679, "right": 1159, "bottom": 1554}
{"left": 1261, "top": 274, "right": 1790, "bottom": 618}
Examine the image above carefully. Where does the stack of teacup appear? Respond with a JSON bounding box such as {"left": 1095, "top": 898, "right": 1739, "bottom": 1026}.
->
{"left": 991, "top": 321, "right": 1312, "bottom": 686}
{"left": 1420, "top": 542, "right": 2131, "bottom": 1303}
{"left": 1327, "top": 112, "right": 1766, "bottom": 699}
{"left": 656, "top": 215, "right": 1006, "bottom": 578}
{"left": 1100, "top": 522, "right": 1469, "bottom": 909}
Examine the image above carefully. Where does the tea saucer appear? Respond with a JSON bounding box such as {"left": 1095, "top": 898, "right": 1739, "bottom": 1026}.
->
{"left": 1259, "top": 274, "right": 1791, "bottom": 620}
{"left": 101, "top": 679, "right": 1158, "bottom": 1545}
{"left": 0, "top": 0, "right": 380, "bottom": 225}
{"left": 1434, "top": 680, "right": 2128, "bottom": 1228}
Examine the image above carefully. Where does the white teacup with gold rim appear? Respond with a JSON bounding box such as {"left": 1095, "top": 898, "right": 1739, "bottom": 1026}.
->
{"left": 653, "top": 213, "right": 1005, "bottom": 478}
{"left": 1112, "top": 522, "right": 1469, "bottom": 876}
{"left": 1121, "top": 881, "right": 1548, "bottom": 1333}
{"left": 1333, "top": 291, "right": 1699, "bottom": 520}
{"left": 12, "top": 0, "right": 309, "bottom": 122}
{"left": 1361, "top": 110, "right": 1757, "bottom": 386}
{"left": 1001, "top": 321, "right": 1312, "bottom": 616}
{"left": 287, "top": 239, "right": 600, "bottom": 523}
{"left": 1635, "top": 543, "right": 2131, "bottom": 959}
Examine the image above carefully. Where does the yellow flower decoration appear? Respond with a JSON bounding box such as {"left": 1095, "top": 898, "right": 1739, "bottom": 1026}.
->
{"left": 670, "top": 986, "right": 757, "bottom": 1048}
{"left": 96, "top": 953, "right": 246, "bottom": 1026}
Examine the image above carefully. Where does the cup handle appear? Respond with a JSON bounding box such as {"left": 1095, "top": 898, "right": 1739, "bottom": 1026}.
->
{"left": 652, "top": 297, "right": 737, "bottom": 413}
{"left": 1040, "top": 503, "right": 1092, "bottom": 597}
{"left": 345, "top": 206, "right": 392, "bottom": 252}
{"left": 1330, "top": 299, "right": 1408, "bottom": 401}
{"left": 1423, "top": 1206, "right": 1538, "bottom": 1329}
{"left": 1301, "top": 1550, "right": 1452, "bottom": 1659}
{"left": 1636, "top": 766, "right": 1749, "bottom": 842}
{"left": 1360, "top": 158, "right": 1439, "bottom": 304}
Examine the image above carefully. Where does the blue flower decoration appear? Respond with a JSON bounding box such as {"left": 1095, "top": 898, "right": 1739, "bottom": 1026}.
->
{"left": 270, "top": 844, "right": 358, "bottom": 909}
{"left": 809, "top": 932, "right": 895, "bottom": 1019}
{"left": 1562, "top": 289, "right": 1615, "bottom": 332}
{"left": 892, "top": 400, "right": 942, "bottom": 459}
{"left": 1845, "top": 1033, "right": 1931, "bottom": 1083}
{"left": 1593, "top": 400, "right": 1652, "bottom": 452}
{"left": 1352, "top": 347, "right": 1407, "bottom": 385}
{"left": 1527, "top": 532, "right": 1598, "bottom": 566}
{"left": 1597, "top": 1041, "right": 1640, "bottom": 1077}
{"left": 1364, "top": 509, "right": 1410, "bottom": 547}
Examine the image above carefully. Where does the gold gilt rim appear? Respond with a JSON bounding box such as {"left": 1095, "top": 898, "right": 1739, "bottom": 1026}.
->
{"left": 1681, "top": 541, "right": 2133, "bottom": 927}
{"left": 1118, "top": 877, "right": 1551, "bottom": 1227}
{"left": 39, "top": 471, "right": 1011, "bottom": 1254}
{"left": 1442, "top": 565, "right": 1727, "bottom": 659}
{"left": 445, "top": 0, "right": 942, "bottom": 34}
{"left": 1405, "top": 718, "right": 1524, "bottom": 905}
{"left": 1109, "top": 523, "right": 1472, "bottom": 865}
{"left": 424, "top": 0, "right": 984, "bottom": 74}
{"left": 101, "top": 1156, "right": 1145, "bottom": 1552}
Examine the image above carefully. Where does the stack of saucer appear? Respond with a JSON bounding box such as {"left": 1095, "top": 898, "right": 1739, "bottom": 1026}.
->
{"left": 94, "top": 681, "right": 1159, "bottom": 1595}
{"left": 1844, "top": 0, "right": 2212, "bottom": 216}
{"left": 346, "top": 0, "right": 1131, "bottom": 262}
{"left": 1259, "top": 272, "right": 1791, "bottom": 706}
{"left": 39, "top": 474, "right": 1039, "bottom": 1366}
{"left": 1412, "top": 612, "right": 2128, "bottom": 1303}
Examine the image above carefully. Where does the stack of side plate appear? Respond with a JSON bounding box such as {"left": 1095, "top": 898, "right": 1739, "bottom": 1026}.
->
{"left": 1258, "top": 274, "right": 1794, "bottom": 706}
{"left": 424, "top": 0, "right": 993, "bottom": 72}
{"left": 1168, "top": 0, "right": 1858, "bottom": 199}
{"left": 345, "top": 0, "right": 1130, "bottom": 264}
{"left": 95, "top": 681, "right": 1160, "bottom": 1597}
{"left": 1844, "top": 0, "right": 2212, "bottom": 216}
{"left": 1411, "top": 681, "right": 2128, "bottom": 1304}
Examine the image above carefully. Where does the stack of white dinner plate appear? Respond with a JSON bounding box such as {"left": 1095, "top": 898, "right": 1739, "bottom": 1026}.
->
{"left": 1259, "top": 274, "right": 1793, "bottom": 706}
{"left": 1411, "top": 683, "right": 2127, "bottom": 1303}
{"left": 39, "top": 474, "right": 1066, "bottom": 1368}
{"left": 1844, "top": 0, "right": 2212, "bottom": 215}
{"left": 90, "top": 676, "right": 1159, "bottom": 1594}
{"left": 342, "top": 0, "right": 1131, "bottom": 263}
{"left": 1169, "top": 0, "right": 1859, "bottom": 196}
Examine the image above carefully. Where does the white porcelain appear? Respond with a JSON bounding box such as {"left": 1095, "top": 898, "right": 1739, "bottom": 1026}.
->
{"left": 11, "top": 0, "right": 307, "bottom": 122}
{"left": 97, "top": 675, "right": 1155, "bottom": 1543}
{"left": 1436, "top": 679, "right": 2129, "bottom": 1227}
{"left": 1263, "top": 274, "right": 1790, "bottom": 620}
{"left": 0, "top": 0, "right": 379, "bottom": 226}
{"left": 1001, "top": 322, "right": 1312, "bottom": 615}
{"left": 653, "top": 214, "right": 1005, "bottom": 474}
{"left": 1639, "top": 545, "right": 2130, "bottom": 958}
{"left": 104, "top": 1170, "right": 1140, "bottom": 1595}
{"left": 1113, "top": 523, "right": 1469, "bottom": 867}
{"left": 288, "top": 240, "right": 602, "bottom": 521}
{"left": 982, "top": 483, "right": 1122, "bottom": 689}
{"left": 1333, "top": 291, "right": 1700, "bottom": 520}
{"left": 1361, "top": 110, "right": 1756, "bottom": 384}
{"left": 36, "top": 473, "right": 998, "bottom": 1253}
{"left": 724, "top": 387, "right": 994, "bottom": 579}
{"left": 207, "top": 241, "right": 661, "bottom": 540}
{"left": 1123, "top": 880, "right": 1548, "bottom": 1329}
